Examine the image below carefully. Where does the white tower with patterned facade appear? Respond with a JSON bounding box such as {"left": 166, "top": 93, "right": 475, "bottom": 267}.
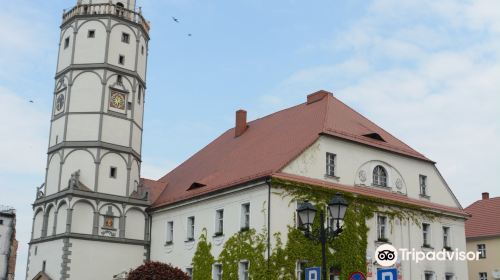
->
{"left": 27, "top": 1, "right": 151, "bottom": 279}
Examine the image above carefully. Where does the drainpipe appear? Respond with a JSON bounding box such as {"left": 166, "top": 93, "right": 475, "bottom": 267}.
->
{"left": 266, "top": 177, "right": 272, "bottom": 264}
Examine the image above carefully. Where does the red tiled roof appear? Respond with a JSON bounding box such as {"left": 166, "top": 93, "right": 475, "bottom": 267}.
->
{"left": 150, "top": 91, "right": 432, "bottom": 208}
{"left": 273, "top": 172, "right": 467, "bottom": 217}
{"left": 465, "top": 196, "right": 500, "bottom": 238}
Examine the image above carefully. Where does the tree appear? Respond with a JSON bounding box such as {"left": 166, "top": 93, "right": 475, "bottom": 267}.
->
{"left": 127, "top": 261, "right": 190, "bottom": 280}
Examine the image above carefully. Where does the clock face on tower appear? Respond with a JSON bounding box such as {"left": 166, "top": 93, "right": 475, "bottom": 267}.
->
{"left": 109, "top": 90, "right": 126, "bottom": 110}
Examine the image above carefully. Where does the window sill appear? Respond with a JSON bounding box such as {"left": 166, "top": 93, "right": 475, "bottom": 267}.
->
{"left": 213, "top": 232, "right": 224, "bottom": 238}
{"left": 375, "top": 238, "right": 391, "bottom": 244}
{"left": 421, "top": 245, "right": 434, "bottom": 250}
{"left": 185, "top": 238, "right": 195, "bottom": 243}
{"left": 443, "top": 246, "right": 453, "bottom": 251}
{"left": 419, "top": 194, "right": 431, "bottom": 199}
{"left": 324, "top": 174, "right": 340, "bottom": 181}
{"left": 164, "top": 241, "right": 173, "bottom": 246}
{"left": 372, "top": 184, "right": 390, "bottom": 190}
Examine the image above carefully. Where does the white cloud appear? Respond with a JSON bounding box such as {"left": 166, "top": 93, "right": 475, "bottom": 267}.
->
{"left": 261, "top": 0, "right": 500, "bottom": 207}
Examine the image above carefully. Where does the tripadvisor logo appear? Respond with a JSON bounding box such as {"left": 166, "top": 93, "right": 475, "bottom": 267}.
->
{"left": 375, "top": 244, "right": 480, "bottom": 266}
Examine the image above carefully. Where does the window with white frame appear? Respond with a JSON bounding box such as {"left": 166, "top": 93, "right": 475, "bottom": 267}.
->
{"left": 377, "top": 215, "right": 387, "bottom": 241}
{"left": 442, "top": 226, "right": 450, "bottom": 248}
{"left": 422, "top": 223, "right": 431, "bottom": 247}
{"left": 373, "top": 165, "right": 387, "bottom": 187}
{"left": 296, "top": 261, "right": 306, "bottom": 280}
{"left": 215, "top": 209, "right": 224, "bottom": 235}
{"left": 166, "top": 221, "right": 173, "bottom": 244}
{"left": 419, "top": 175, "right": 428, "bottom": 196}
{"left": 239, "top": 261, "right": 249, "bottom": 280}
{"left": 186, "top": 268, "right": 193, "bottom": 280}
{"left": 477, "top": 244, "right": 486, "bottom": 259}
{"left": 326, "top": 153, "right": 336, "bottom": 177}
{"left": 479, "top": 272, "right": 487, "bottom": 280}
{"left": 241, "top": 203, "right": 250, "bottom": 230}
{"left": 424, "top": 271, "right": 434, "bottom": 280}
{"left": 187, "top": 216, "right": 195, "bottom": 241}
{"left": 213, "top": 264, "right": 222, "bottom": 280}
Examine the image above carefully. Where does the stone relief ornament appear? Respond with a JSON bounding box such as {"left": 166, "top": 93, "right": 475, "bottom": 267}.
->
{"left": 358, "top": 170, "right": 367, "bottom": 182}
{"left": 395, "top": 178, "right": 403, "bottom": 190}
{"left": 68, "top": 170, "right": 81, "bottom": 189}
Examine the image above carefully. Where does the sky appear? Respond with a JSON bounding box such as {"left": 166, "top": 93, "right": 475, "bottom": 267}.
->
{"left": 1, "top": 0, "right": 499, "bottom": 279}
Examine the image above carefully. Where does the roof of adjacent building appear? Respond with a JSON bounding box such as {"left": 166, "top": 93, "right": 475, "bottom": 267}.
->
{"left": 144, "top": 91, "right": 462, "bottom": 214}
{"left": 465, "top": 195, "right": 500, "bottom": 238}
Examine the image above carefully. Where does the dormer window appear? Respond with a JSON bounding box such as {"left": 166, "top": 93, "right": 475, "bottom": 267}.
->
{"left": 373, "top": 165, "right": 387, "bottom": 187}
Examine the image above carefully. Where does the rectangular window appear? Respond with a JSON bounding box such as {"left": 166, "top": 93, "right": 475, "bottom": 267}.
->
{"left": 422, "top": 223, "right": 431, "bottom": 247}
{"left": 88, "top": 30, "right": 95, "bottom": 38}
{"left": 239, "top": 261, "right": 249, "bottom": 280}
{"left": 166, "top": 221, "right": 173, "bottom": 244}
{"left": 187, "top": 216, "right": 195, "bottom": 241}
{"left": 0, "top": 219, "right": 3, "bottom": 225}
{"left": 420, "top": 175, "right": 428, "bottom": 196}
{"left": 118, "top": 55, "right": 125, "bottom": 65}
{"left": 64, "top": 37, "right": 70, "bottom": 49}
{"left": 443, "top": 226, "right": 450, "bottom": 248}
{"left": 110, "top": 167, "right": 117, "bottom": 178}
{"left": 296, "top": 261, "right": 306, "bottom": 280}
{"left": 215, "top": 209, "right": 224, "bottom": 235}
{"left": 477, "top": 244, "right": 486, "bottom": 259}
{"left": 213, "top": 264, "right": 222, "bottom": 280}
{"left": 138, "top": 85, "right": 142, "bottom": 104}
{"left": 326, "top": 152, "right": 336, "bottom": 177}
{"left": 445, "top": 273, "right": 454, "bottom": 280}
{"left": 377, "top": 216, "right": 387, "bottom": 241}
{"left": 479, "top": 272, "right": 488, "bottom": 280}
{"left": 141, "top": 45, "right": 145, "bottom": 55}
{"left": 121, "top": 32, "right": 130, "bottom": 43}
{"left": 186, "top": 268, "right": 193, "bottom": 280}
{"left": 424, "top": 271, "right": 434, "bottom": 280}
{"left": 241, "top": 203, "right": 250, "bottom": 230}
{"left": 117, "top": 75, "right": 123, "bottom": 84}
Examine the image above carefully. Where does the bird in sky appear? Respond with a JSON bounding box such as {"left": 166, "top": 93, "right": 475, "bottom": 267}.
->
{"left": 29, "top": 100, "right": 34, "bottom": 103}
{"left": 172, "top": 17, "right": 179, "bottom": 23}
{"left": 188, "top": 33, "right": 192, "bottom": 37}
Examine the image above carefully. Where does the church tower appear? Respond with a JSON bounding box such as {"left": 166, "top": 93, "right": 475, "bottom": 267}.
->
{"left": 27, "top": 1, "right": 151, "bottom": 279}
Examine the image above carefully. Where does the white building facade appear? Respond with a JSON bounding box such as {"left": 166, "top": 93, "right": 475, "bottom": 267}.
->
{"left": 27, "top": 1, "right": 470, "bottom": 280}
{"left": 26, "top": 1, "right": 151, "bottom": 279}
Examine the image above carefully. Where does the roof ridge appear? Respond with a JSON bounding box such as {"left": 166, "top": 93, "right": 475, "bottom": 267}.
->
{"left": 330, "top": 95, "right": 428, "bottom": 159}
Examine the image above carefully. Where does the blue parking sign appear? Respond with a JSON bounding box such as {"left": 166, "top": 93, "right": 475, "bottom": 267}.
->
{"left": 305, "top": 267, "right": 321, "bottom": 280}
{"left": 377, "top": 268, "right": 397, "bottom": 280}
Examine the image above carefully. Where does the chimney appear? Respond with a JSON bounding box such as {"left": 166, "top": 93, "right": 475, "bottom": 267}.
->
{"left": 307, "top": 90, "right": 332, "bottom": 104}
{"left": 235, "top": 109, "right": 247, "bottom": 137}
{"left": 482, "top": 192, "right": 490, "bottom": 200}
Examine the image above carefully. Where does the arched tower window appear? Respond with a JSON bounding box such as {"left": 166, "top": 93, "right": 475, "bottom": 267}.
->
{"left": 373, "top": 165, "right": 387, "bottom": 187}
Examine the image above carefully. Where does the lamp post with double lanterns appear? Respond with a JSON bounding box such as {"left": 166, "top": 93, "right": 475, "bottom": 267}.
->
{"left": 296, "top": 193, "right": 349, "bottom": 280}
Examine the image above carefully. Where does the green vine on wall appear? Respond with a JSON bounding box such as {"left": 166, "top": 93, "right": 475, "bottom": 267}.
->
{"left": 192, "top": 228, "right": 215, "bottom": 280}
{"left": 191, "top": 177, "right": 435, "bottom": 279}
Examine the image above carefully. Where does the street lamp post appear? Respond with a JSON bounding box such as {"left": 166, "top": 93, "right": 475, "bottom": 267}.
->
{"left": 296, "top": 193, "right": 349, "bottom": 280}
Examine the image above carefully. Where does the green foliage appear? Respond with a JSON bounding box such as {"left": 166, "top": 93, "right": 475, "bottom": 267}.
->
{"left": 218, "top": 229, "right": 267, "bottom": 280}
{"left": 191, "top": 177, "right": 433, "bottom": 279}
{"left": 192, "top": 229, "right": 215, "bottom": 280}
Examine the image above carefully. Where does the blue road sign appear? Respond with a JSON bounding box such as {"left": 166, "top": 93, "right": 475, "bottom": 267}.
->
{"left": 377, "top": 268, "right": 398, "bottom": 280}
{"left": 305, "top": 267, "right": 321, "bottom": 280}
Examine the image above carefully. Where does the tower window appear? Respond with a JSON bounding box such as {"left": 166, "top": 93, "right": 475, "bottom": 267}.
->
{"left": 88, "top": 30, "right": 95, "bottom": 38}
{"left": 110, "top": 167, "right": 117, "bottom": 178}
{"left": 42, "top": 260, "right": 46, "bottom": 272}
{"left": 121, "top": 32, "right": 130, "bottom": 44}
{"left": 141, "top": 45, "right": 145, "bottom": 55}
{"left": 118, "top": 55, "right": 125, "bottom": 65}
{"left": 138, "top": 85, "right": 142, "bottom": 104}
{"left": 117, "top": 75, "right": 123, "bottom": 84}
{"left": 64, "top": 37, "right": 70, "bottom": 49}
{"left": 0, "top": 219, "right": 3, "bottom": 225}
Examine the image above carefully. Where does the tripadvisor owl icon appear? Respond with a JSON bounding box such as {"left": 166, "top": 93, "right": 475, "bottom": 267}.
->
{"left": 375, "top": 244, "right": 398, "bottom": 267}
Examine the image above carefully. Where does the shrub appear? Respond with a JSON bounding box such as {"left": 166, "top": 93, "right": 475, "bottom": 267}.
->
{"left": 127, "top": 261, "right": 190, "bottom": 280}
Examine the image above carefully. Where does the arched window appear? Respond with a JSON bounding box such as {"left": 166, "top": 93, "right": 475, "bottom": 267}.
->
{"left": 373, "top": 165, "right": 387, "bottom": 187}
